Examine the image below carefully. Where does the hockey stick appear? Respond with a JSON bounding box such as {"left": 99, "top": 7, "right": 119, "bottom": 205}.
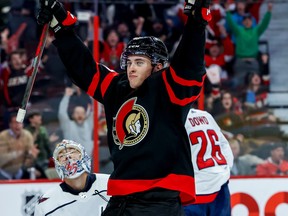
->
{"left": 16, "top": 23, "right": 50, "bottom": 123}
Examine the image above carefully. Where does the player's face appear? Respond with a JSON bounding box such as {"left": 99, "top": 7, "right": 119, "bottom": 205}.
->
{"left": 57, "top": 147, "right": 81, "bottom": 165}
{"left": 127, "top": 55, "right": 153, "bottom": 89}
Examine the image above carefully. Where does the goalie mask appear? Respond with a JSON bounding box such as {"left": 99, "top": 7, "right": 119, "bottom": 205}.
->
{"left": 120, "top": 36, "right": 169, "bottom": 70}
{"left": 53, "top": 140, "right": 91, "bottom": 180}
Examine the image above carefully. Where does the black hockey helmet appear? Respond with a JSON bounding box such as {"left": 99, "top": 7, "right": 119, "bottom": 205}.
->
{"left": 120, "top": 36, "right": 169, "bottom": 70}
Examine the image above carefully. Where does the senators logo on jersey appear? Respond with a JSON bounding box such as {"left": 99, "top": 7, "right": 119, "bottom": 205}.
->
{"left": 112, "top": 97, "right": 149, "bottom": 149}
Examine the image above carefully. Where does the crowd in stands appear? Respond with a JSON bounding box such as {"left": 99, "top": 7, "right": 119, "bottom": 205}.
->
{"left": 0, "top": 0, "right": 287, "bottom": 180}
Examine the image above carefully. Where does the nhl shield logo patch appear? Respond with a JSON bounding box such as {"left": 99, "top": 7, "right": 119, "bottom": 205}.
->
{"left": 22, "top": 191, "right": 42, "bottom": 216}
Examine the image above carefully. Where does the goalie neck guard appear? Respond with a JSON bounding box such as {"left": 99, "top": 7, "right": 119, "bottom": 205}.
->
{"left": 53, "top": 139, "right": 91, "bottom": 180}
{"left": 120, "top": 36, "right": 169, "bottom": 70}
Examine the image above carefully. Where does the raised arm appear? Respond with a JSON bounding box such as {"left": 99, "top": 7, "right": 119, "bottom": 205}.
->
{"left": 162, "top": 1, "right": 210, "bottom": 106}
{"left": 256, "top": 3, "right": 272, "bottom": 36}
{"left": 58, "top": 87, "right": 73, "bottom": 122}
{"left": 37, "top": 0, "right": 119, "bottom": 103}
{"left": 171, "top": 1, "right": 210, "bottom": 79}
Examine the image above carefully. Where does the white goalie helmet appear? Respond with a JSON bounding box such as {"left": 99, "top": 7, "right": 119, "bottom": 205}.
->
{"left": 53, "top": 139, "right": 91, "bottom": 180}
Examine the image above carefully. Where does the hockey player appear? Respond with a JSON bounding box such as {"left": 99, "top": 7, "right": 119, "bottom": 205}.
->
{"left": 34, "top": 140, "right": 110, "bottom": 216}
{"left": 36, "top": 0, "right": 211, "bottom": 215}
{"left": 184, "top": 109, "right": 234, "bottom": 216}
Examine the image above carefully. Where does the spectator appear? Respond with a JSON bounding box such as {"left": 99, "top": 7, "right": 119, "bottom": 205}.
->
{"left": 225, "top": 0, "right": 257, "bottom": 43}
{"left": 225, "top": 2, "right": 273, "bottom": 89}
{"left": 0, "top": 113, "right": 38, "bottom": 179}
{"left": 150, "top": 19, "right": 168, "bottom": 42}
{"left": 116, "top": 18, "right": 145, "bottom": 44}
{"left": 7, "top": 0, "right": 38, "bottom": 51}
{"left": 246, "top": 0, "right": 264, "bottom": 23}
{"left": 256, "top": 143, "right": 288, "bottom": 176}
{"left": 2, "top": 23, "right": 27, "bottom": 54}
{"left": 243, "top": 72, "right": 268, "bottom": 110}
{"left": 204, "top": 37, "right": 234, "bottom": 81}
{"left": 106, "top": 0, "right": 134, "bottom": 27}
{"left": 133, "top": 0, "right": 171, "bottom": 36}
{"left": 0, "top": 50, "right": 28, "bottom": 108}
{"left": 207, "top": 1, "right": 226, "bottom": 39}
{"left": 229, "top": 138, "right": 262, "bottom": 175}
{"left": 100, "top": 27, "right": 125, "bottom": 70}
{"left": 117, "top": 21, "right": 132, "bottom": 44}
{"left": 212, "top": 90, "right": 242, "bottom": 114}
{"left": 211, "top": 90, "right": 244, "bottom": 132}
{"left": 25, "top": 109, "right": 54, "bottom": 173}
{"left": 58, "top": 87, "right": 93, "bottom": 157}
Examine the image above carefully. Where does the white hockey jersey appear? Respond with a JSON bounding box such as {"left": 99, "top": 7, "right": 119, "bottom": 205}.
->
{"left": 34, "top": 173, "right": 110, "bottom": 216}
{"left": 185, "top": 109, "right": 233, "bottom": 203}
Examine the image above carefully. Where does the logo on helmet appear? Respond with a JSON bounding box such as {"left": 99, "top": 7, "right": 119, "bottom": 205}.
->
{"left": 53, "top": 140, "right": 91, "bottom": 180}
{"left": 112, "top": 97, "right": 149, "bottom": 149}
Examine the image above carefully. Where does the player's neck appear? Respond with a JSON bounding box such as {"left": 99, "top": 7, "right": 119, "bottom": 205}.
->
{"left": 65, "top": 173, "right": 88, "bottom": 191}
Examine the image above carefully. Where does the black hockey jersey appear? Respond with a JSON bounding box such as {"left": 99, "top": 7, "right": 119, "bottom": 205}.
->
{"left": 53, "top": 17, "right": 206, "bottom": 205}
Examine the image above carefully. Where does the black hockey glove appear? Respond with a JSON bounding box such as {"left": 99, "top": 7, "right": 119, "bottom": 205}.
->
{"left": 184, "top": 0, "right": 212, "bottom": 26}
{"left": 37, "top": 0, "right": 77, "bottom": 34}
{"left": 184, "top": 0, "right": 202, "bottom": 15}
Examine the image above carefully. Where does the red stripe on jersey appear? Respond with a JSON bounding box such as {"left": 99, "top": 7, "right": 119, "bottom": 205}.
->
{"left": 62, "top": 11, "right": 77, "bottom": 26}
{"left": 162, "top": 72, "right": 201, "bottom": 106}
{"left": 107, "top": 174, "right": 196, "bottom": 205}
{"left": 170, "top": 67, "right": 206, "bottom": 87}
{"left": 101, "top": 72, "right": 118, "bottom": 98}
{"left": 194, "top": 192, "right": 218, "bottom": 204}
{"left": 87, "top": 64, "right": 100, "bottom": 97}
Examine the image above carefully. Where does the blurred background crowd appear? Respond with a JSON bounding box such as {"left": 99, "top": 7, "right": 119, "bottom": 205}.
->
{"left": 0, "top": 0, "right": 288, "bottom": 180}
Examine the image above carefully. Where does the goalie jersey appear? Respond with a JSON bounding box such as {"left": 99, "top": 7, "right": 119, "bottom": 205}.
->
{"left": 34, "top": 174, "right": 110, "bottom": 216}
{"left": 185, "top": 109, "right": 234, "bottom": 203}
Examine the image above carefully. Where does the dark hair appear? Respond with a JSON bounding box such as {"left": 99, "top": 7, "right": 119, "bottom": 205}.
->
{"left": 103, "top": 26, "right": 119, "bottom": 41}
{"left": 270, "top": 143, "right": 285, "bottom": 151}
{"left": 243, "top": 13, "right": 253, "bottom": 20}
{"left": 8, "top": 112, "right": 18, "bottom": 122}
{"left": 26, "top": 109, "right": 41, "bottom": 119}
